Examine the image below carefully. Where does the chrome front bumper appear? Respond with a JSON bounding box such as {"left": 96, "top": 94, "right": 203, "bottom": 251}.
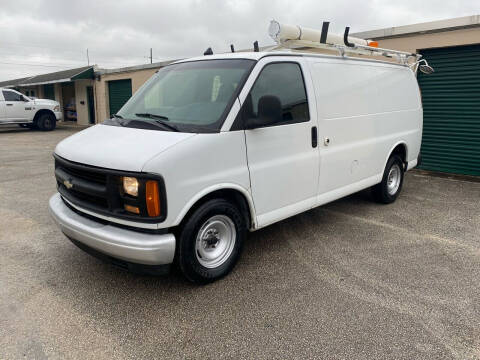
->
{"left": 48, "top": 193, "right": 175, "bottom": 265}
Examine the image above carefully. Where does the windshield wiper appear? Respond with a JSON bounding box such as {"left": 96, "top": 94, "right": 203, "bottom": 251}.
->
{"left": 112, "top": 114, "right": 123, "bottom": 119}
{"left": 152, "top": 119, "right": 179, "bottom": 132}
{"left": 134, "top": 113, "right": 179, "bottom": 132}
{"left": 135, "top": 113, "right": 169, "bottom": 121}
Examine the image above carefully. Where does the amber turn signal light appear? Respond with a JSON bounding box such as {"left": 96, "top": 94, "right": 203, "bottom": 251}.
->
{"left": 368, "top": 41, "right": 379, "bottom": 48}
{"left": 145, "top": 180, "right": 160, "bottom": 217}
{"left": 124, "top": 204, "right": 140, "bottom": 214}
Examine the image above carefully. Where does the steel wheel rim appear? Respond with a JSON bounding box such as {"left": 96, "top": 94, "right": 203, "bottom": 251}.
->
{"left": 44, "top": 118, "right": 51, "bottom": 128}
{"left": 387, "top": 164, "right": 401, "bottom": 195}
{"left": 195, "top": 215, "right": 236, "bottom": 269}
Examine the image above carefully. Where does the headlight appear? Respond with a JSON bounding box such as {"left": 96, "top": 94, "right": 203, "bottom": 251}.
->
{"left": 122, "top": 176, "right": 139, "bottom": 197}
{"left": 54, "top": 105, "right": 60, "bottom": 111}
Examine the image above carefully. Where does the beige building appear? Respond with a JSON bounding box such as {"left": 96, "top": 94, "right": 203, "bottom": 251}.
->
{"left": 353, "top": 15, "right": 480, "bottom": 54}
{"left": 93, "top": 61, "right": 174, "bottom": 123}
{"left": 0, "top": 60, "right": 175, "bottom": 126}
{"left": 0, "top": 67, "right": 96, "bottom": 124}
{"left": 334, "top": 16, "right": 480, "bottom": 65}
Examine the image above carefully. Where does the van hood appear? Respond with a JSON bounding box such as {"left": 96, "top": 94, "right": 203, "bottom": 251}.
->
{"left": 54, "top": 124, "right": 195, "bottom": 172}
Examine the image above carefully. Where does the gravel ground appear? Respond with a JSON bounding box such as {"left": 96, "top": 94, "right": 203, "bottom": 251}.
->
{"left": 1, "top": 124, "right": 479, "bottom": 359}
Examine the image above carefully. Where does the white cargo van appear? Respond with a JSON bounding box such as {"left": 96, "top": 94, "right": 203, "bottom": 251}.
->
{"left": 49, "top": 30, "right": 427, "bottom": 283}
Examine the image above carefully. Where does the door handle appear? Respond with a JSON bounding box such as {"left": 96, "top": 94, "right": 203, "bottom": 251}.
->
{"left": 6, "top": 103, "right": 13, "bottom": 106}
{"left": 311, "top": 126, "right": 318, "bottom": 148}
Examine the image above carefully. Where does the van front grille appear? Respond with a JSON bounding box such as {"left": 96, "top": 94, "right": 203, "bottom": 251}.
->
{"left": 55, "top": 157, "right": 110, "bottom": 212}
{"left": 60, "top": 164, "right": 107, "bottom": 185}
{"left": 53, "top": 154, "right": 167, "bottom": 224}
{"left": 68, "top": 188, "right": 108, "bottom": 209}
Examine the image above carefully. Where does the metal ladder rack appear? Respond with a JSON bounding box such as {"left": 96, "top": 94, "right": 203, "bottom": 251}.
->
{"left": 268, "top": 39, "right": 421, "bottom": 66}
{"left": 265, "top": 21, "right": 422, "bottom": 66}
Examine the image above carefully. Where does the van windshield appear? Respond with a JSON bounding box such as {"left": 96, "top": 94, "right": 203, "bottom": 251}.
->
{"left": 112, "top": 59, "right": 255, "bottom": 133}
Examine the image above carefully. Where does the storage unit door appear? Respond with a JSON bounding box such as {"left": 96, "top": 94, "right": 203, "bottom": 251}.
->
{"left": 418, "top": 44, "right": 480, "bottom": 176}
{"left": 43, "top": 84, "right": 55, "bottom": 100}
{"left": 108, "top": 79, "right": 132, "bottom": 117}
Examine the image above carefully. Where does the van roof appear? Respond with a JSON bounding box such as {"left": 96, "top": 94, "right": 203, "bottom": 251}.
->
{"left": 172, "top": 51, "right": 409, "bottom": 68}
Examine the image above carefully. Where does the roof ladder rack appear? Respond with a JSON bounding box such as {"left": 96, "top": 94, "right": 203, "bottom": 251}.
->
{"left": 274, "top": 39, "right": 420, "bottom": 65}
{"left": 268, "top": 20, "right": 422, "bottom": 66}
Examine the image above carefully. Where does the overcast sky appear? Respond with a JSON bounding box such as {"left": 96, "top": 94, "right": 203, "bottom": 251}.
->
{"left": 0, "top": 0, "right": 478, "bottom": 81}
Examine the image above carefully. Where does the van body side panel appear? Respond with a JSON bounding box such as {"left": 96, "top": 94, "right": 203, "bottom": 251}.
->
{"left": 142, "top": 131, "right": 251, "bottom": 228}
{"left": 308, "top": 58, "right": 422, "bottom": 196}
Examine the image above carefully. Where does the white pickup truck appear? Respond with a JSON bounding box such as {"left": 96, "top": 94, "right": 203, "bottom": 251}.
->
{"left": 0, "top": 87, "right": 62, "bottom": 130}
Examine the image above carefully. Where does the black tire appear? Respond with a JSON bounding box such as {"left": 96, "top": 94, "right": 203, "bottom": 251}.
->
{"left": 178, "top": 199, "right": 246, "bottom": 284}
{"left": 372, "top": 154, "right": 404, "bottom": 204}
{"left": 37, "top": 113, "right": 56, "bottom": 131}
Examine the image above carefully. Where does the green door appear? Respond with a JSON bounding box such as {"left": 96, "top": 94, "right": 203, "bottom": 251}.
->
{"left": 108, "top": 79, "right": 132, "bottom": 117}
{"left": 43, "top": 84, "right": 55, "bottom": 100}
{"left": 86, "top": 86, "right": 95, "bottom": 124}
{"left": 417, "top": 44, "right": 480, "bottom": 176}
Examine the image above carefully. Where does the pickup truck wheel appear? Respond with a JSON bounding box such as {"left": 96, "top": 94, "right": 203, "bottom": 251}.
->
{"left": 178, "top": 199, "right": 246, "bottom": 284}
{"left": 37, "top": 113, "right": 56, "bottom": 131}
{"left": 372, "top": 154, "right": 404, "bottom": 204}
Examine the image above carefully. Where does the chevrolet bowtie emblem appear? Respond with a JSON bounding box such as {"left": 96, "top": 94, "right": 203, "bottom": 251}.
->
{"left": 63, "top": 179, "right": 73, "bottom": 189}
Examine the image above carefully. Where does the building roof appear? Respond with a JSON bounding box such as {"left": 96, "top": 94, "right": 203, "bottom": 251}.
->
{"left": 96, "top": 60, "right": 177, "bottom": 75}
{"left": 0, "top": 66, "right": 94, "bottom": 87}
{"left": 0, "top": 76, "right": 34, "bottom": 88}
{"left": 0, "top": 59, "right": 180, "bottom": 88}
{"left": 353, "top": 15, "right": 480, "bottom": 40}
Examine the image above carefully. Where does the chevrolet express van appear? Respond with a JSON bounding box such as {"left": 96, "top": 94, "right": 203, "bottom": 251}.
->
{"left": 49, "top": 48, "right": 423, "bottom": 283}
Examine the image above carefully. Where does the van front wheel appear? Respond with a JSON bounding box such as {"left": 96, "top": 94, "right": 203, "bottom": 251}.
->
{"left": 178, "top": 199, "right": 246, "bottom": 284}
{"left": 372, "top": 154, "right": 404, "bottom": 204}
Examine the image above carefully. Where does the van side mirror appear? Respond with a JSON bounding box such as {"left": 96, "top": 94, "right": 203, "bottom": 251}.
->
{"left": 245, "top": 95, "right": 282, "bottom": 129}
{"left": 419, "top": 64, "right": 434, "bottom": 74}
{"left": 417, "top": 59, "right": 434, "bottom": 75}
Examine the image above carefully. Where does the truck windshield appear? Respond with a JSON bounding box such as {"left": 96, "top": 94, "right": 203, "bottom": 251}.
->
{"left": 113, "top": 59, "right": 255, "bottom": 133}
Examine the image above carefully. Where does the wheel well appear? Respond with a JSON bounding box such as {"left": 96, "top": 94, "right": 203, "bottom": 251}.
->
{"left": 390, "top": 143, "right": 407, "bottom": 168}
{"left": 33, "top": 109, "right": 55, "bottom": 124}
{"left": 179, "top": 189, "right": 253, "bottom": 230}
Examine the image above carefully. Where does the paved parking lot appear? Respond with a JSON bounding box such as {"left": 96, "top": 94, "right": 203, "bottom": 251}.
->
{"left": 1, "top": 124, "right": 480, "bottom": 359}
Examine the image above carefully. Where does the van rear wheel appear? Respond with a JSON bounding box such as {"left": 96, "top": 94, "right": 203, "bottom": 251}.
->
{"left": 372, "top": 154, "right": 404, "bottom": 204}
{"left": 177, "top": 199, "right": 246, "bottom": 284}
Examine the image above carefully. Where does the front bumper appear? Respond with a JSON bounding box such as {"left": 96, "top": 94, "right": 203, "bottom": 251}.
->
{"left": 54, "top": 111, "right": 63, "bottom": 121}
{"left": 49, "top": 193, "right": 175, "bottom": 265}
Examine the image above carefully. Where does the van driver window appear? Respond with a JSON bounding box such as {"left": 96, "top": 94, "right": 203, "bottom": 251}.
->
{"left": 244, "top": 62, "right": 309, "bottom": 127}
